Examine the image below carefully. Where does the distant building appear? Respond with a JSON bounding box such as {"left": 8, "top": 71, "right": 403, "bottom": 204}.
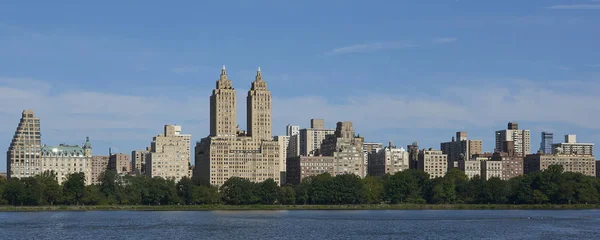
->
{"left": 91, "top": 155, "right": 109, "bottom": 184}
{"left": 495, "top": 122, "right": 531, "bottom": 157}
{"left": 368, "top": 142, "right": 408, "bottom": 176}
{"left": 492, "top": 152, "right": 524, "bottom": 180}
{"left": 524, "top": 153, "right": 596, "bottom": 177}
{"left": 363, "top": 142, "right": 383, "bottom": 176}
{"left": 7, "top": 110, "right": 42, "bottom": 179}
{"left": 320, "top": 121, "right": 366, "bottom": 178}
{"left": 552, "top": 134, "right": 594, "bottom": 155}
{"left": 458, "top": 158, "right": 482, "bottom": 179}
{"left": 407, "top": 142, "right": 419, "bottom": 170}
{"left": 109, "top": 153, "right": 131, "bottom": 174}
{"left": 41, "top": 139, "right": 93, "bottom": 185}
{"left": 131, "top": 148, "right": 150, "bottom": 175}
{"left": 274, "top": 135, "right": 290, "bottom": 178}
{"left": 299, "top": 119, "right": 335, "bottom": 156}
{"left": 286, "top": 125, "right": 300, "bottom": 158}
{"left": 540, "top": 132, "right": 553, "bottom": 154}
{"left": 481, "top": 160, "right": 503, "bottom": 180}
{"left": 418, "top": 149, "right": 448, "bottom": 178}
{"left": 596, "top": 160, "right": 600, "bottom": 178}
{"left": 147, "top": 125, "right": 191, "bottom": 182}
{"left": 286, "top": 155, "right": 335, "bottom": 185}
{"left": 440, "top": 132, "right": 482, "bottom": 169}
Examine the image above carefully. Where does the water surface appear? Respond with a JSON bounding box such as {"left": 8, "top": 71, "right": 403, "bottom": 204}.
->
{"left": 1, "top": 210, "right": 599, "bottom": 239}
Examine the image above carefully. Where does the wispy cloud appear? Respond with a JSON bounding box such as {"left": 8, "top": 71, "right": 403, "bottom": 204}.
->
{"left": 547, "top": 4, "right": 600, "bottom": 10}
{"left": 433, "top": 37, "right": 458, "bottom": 44}
{"left": 324, "top": 41, "right": 416, "bottom": 56}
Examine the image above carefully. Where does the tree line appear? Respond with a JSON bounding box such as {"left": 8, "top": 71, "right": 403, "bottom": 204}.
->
{"left": 1, "top": 165, "right": 599, "bottom": 206}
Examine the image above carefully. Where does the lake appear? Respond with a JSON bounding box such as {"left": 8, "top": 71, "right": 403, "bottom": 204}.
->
{"left": 1, "top": 210, "right": 599, "bottom": 239}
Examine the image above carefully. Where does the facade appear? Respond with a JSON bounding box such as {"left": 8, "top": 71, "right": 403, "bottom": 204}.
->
{"left": 597, "top": 160, "right": 600, "bottom": 178}
{"left": 495, "top": 122, "right": 531, "bottom": 157}
{"left": 131, "top": 148, "right": 150, "bottom": 175}
{"left": 91, "top": 155, "right": 109, "bottom": 185}
{"left": 286, "top": 155, "right": 335, "bottom": 185}
{"left": 481, "top": 161, "right": 503, "bottom": 180}
{"left": 367, "top": 142, "right": 408, "bottom": 176}
{"left": 418, "top": 149, "right": 448, "bottom": 178}
{"left": 540, "top": 132, "right": 553, "bottom": 154}
{"left": 298, "top": 119, "right": 335, "bottom": 156}
{"left": 320, "top": 121, "right": 366, "bottom": 178}
{"left": 407, "top": 142, "right": 419, "bottom": 170}
{"left": 195, "top": 67, "right": 281, "bottom": 186}
{"left": 7, "top": 110, "right": 42, "bottom": 179}
{"left": 552, "top": 134, "right": 594, "bottom": 156}
{"left": 440, "top": 132, "right": 483, "bottom": 168}
{"left": 524, "top": 153, "right": 596, "bottom": 177}
{"left": 490, "top": 152, "right": 524, "bottom": 180}
{"left": 41, "top": 140, "right": 92, "bottom": 185}
{"left": 458, "top": 159, "right": 482, "bottom": 179}
{"left": 286, "top": 125, "right": 300, "bottom": 158}
{"left": 274, "top": 135, "right": 290, "bottom": 174}
{"left": 363, "top": 142, "right": 383, "bottom": 176}
{"left": 147, "top": 125, "right": 191, "bottom": 182}
{"left": 109, "top": 153, "right": 131, "bottom": 174}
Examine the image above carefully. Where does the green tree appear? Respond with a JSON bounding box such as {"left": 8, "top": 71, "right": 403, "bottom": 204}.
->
{"left": 278, "top": 186, "right": 296, "bottom": 205}
{"left": 22, "top": 177, "right": 42, "bottom": 205}
{"left": 220, "top": 177, "right": 259, "bottom": 205}
{"left": 258, "top": 179, "right": 279, "bottom": 205}
{"left": 0, "top": 176, "right": 7, "bottom": 205}
{"left": 99, "top": 170, "right": 120, "bottom": 204}
{"left": 82, "top": 185, "right": 106, "bottom": 205}
{"left": 481, "top": 177, "right": 508, "bottom": 204}
{"left": 3, "top": 178, "right": 25, "bottom": 206}
{"left": 331, "top": 174, "right": 365, "bottom": 204}
{"left": 385, "top": 170, "right": 428, "bottom": 204}
{"left": 363, "top": 176, "right": 384, "bottom": 204}
{"left": 309, "top": 173, "right": 334, "bottom": 204}
{"left": 190, "top": 185, "right": 221, "bottom": 204}
{"left": 62, "top": 173, "right": 86, "bottom": 205}
{"left": 177, "top": 177, "right": 196, "bottom": 205}
{"left": 36, "top": 171, "right": 61, "bottom": 205}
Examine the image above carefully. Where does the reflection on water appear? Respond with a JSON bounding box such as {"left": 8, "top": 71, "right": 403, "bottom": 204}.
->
{"left": 1, "top": 210, "right": 600, "bottom": 239}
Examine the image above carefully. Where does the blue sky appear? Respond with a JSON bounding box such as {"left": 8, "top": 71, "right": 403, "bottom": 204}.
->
{"left": 1, "top": 0, "right": 600, "bottom": 171}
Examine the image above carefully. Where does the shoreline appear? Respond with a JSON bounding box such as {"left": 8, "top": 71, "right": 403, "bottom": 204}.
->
{"left": 1, "top": 204, "right": 600, "bottom": 212}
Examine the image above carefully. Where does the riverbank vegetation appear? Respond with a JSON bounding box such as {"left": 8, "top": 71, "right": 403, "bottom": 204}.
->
{"left": 1, "top": 165, "right": 599, "bottom": 208}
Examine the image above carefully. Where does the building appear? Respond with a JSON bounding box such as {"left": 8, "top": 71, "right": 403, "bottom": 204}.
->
{"left": 131, "top": 148, "right": 150, "bottom": 175}
{"left": 195, "top": 67, "right": 281, "bottom": 186}
{"left": 7, "top": 110, "right": 42, "bottom": 179}
{"left": 490, "top": 152, "right": 524, "bottom": 180}
{"left": 495, "top": 122, "right": 531, "bottom": 157}
{"left": 596, "top": 160, "right": 600, "bottom": 178}
{"left": 407, "top": 142, "right": 419, "bottom": 170}
{"left": 418, "top": 149, "right": 448, "bottom": 178}
{"left": 109, "top": 153, "right": 131, "bottom": 174}
{"left": 91, "top": 155, "right": 109, "bottom": 185}
{"left": 540, "top": 132, "right": 553, "bottom": 154}
{"left": 367, "top": 142, "right": 408, "bottom": 176}
{"left": 362, "top": 142, "right": 383, "bottom": 176}
{"left": 40, "top": 139, "right": 92, "bottom": 185}
{"left": 524, "top": 153, "right": 596, "bottom": 177}
{"left": 481, "top": 160, "right": 503, "bottom": 180}
{"left": 440, "top": 132, "right": 483, "bottom": 168}
{"left": 0, "top": 172, "right": 6, "bottom": 178}
{"left": 320, "top": 121, "right": 366, "bottom": 178}
{"left": 552, "top": 134, "right": 594, "bottom": 155}
{"left": 146, "top": 125, "right": 191, "bottom": 182}
{"left": 298, "top": 119, "right": 335, "bottom": 156}
{"left": 458, "top": 158, "right": 482, "bottom": 179}
{"left": 274, "top": 135, "right": 290, "bottom": 178}
{"left": 286, "top": 155, "right": 335, "bottom": 185}
{"left": 286, "top": 125, "right": 300, "bottom": 158}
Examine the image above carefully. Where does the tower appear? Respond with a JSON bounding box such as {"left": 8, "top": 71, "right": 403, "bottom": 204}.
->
{"left": 7, "top": 110, "right": 42, "bottom": 179}
{"left": 247, "top": 67, "right": 272, "bottom": 141}
{"left": 82, "top": 136, "right": 92, "bottom": 157}
{"left": 210, "top": 65, "right": 237, "bottom": 137}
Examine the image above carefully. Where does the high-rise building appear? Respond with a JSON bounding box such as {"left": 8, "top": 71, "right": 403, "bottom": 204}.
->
{"left": 362, "top": 142, "right": 383, "bottom": 176}
{"left": 440, "top": 132, "right": 482, "bottom": 168}
{"left": 491, "top": 152, "right": 523, "bottom": 180}
{"left": 274, "top": 135, "right": 290, "bottom": 173}
{"left": 407, "top": 142, "right": 419, "bottom": 169}
{"left": 109, "top": 153, "right": 131, "bottom": 174}
{"left": 195, "top": 67, "right": 281, "bottom": 186}
{"left": 91, "top": 155, "right": 109, "bottom": 184}
{"left": 495, "top": 122, "right": 531, "bottom": 157}
{"left": 552, "top": 134, "right": 594, "bottom": 155}
{"left": 7, "top": 110, "right": 42, "bottom": 179}
{"left": 286, "top": 125, "right": 300, "bottom": 137}
{"left": 367, "top": 142, "right": 408, "bottom": 176}
{"left": 418, "top": 149, "right": 448, "bottom": 178}
{"left": 131, "top": 148, "right": 150, "bottom": 175}
{"left": 540, "top": 132, "right": 553, "bottom": 154}
{"left": 298, "top": 119, "right": 335, "bottom": 156}
{"left": 320, "top": 121, "right": 366, "bottom": 177}
{"left": 41, "top": 139, "right": 92, "bottom": 185}
{"left": 147, "top": 125, "right": 191, "bottom": 181}
{"left": 285, "top": 125, "right": 300, "bottom": 158}
{"left": 524, "top": 153, "right": 596, "bottom": 177}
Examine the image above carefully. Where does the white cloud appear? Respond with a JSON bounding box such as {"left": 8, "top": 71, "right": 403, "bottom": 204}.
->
{"left": 547, "top": 4, "right": 600, "bottom": 9}
{"left": 324, "top": 41, "right": 416, "bottom": 56}
{"left": 433, "top": 37, "right": 458, "bottom": 44}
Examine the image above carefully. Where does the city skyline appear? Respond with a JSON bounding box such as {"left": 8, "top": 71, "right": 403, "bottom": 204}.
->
{"left": 2, "top": 1, "right": 600, "bottom": 171}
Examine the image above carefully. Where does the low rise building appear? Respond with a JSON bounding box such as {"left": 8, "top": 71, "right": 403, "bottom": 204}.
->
{"left": 524, "top": 153, "right": 596, "bottom": 177}
{"left": 286, "top": 155, "right": 335, "bottom": 185}
{"left": 91, "top": 155, "right": 109, "bottom": 185}
{"left": 418, "top": 149, "right": 448, "bottom": 178}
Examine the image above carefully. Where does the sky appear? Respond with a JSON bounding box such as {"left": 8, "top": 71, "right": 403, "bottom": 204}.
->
{"left": 1, "top": 0, "right": 600, "bottom": 171}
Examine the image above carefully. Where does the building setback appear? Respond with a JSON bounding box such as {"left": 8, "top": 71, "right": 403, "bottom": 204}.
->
{"left": 298, "top": 119, "right": 335, "bottom": 156}
{"left": 418, "top": 149, "right": 448, "bottom": 179}
{"left": 91, "top": 155, "right": 109, "bottom": 185}
{"left": 552, "top": 134, "right": 594, "bottom": 156}
{"left": 195, "top": 67, "right": 281, "bottom": 186}
{"left": 320, "top": 121, "right": 366, "bottom": 178}
{"left": 147, "top": 125, "right": 191, "bottom": 182}
{"left": 495, "top": 122, "right": 531, "bottom": 157}
{"left": 7, "top": 110, "right": 42, "bottom": 179}
{"left": 367, "top": 142, "right": 408, "bottom": 176}
{"left": 524, "top": 153, "right": 596, "bottom": 177}
{"left": 440, "top": 132, "right": 482, "bottom": 169}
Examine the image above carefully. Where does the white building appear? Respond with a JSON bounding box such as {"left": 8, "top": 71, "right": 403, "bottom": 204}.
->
{"left": 552, "top": 134, "right": 594, "bottom": 155}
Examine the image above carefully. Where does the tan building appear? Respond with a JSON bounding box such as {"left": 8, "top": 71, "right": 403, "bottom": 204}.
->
{"left": 418, "top": 149, "right": 448, "bottom": 178}
{"left": 91, "top": 155, "right": 109, "bottom": 185}
{"left": 552, "top": 134, "right": 594, "bottom": 155}
{"left": 299, "top": 119, "right": 335, "bottom": 156}
{"left": 7, "top": 110, "right": 42, "bottom": 179}
{"left": 458, "top": 159, "right": 482, "bottom": 179}
{"left": 40, "top": 140, "right": 92, "bottom": 185}
{"left": 146, "top": 125, "right": 191, "bottom": 182}
{"left": 274, "top": 135, "right": 289, "bottom": 173}
{"left": 440, "top": 132, "right": 482, "bottom": 168}
{"left": 286, "top": 155, "right": 335, "bottom": 185}
{"left": 368, "top": 142, "right": 408, "bottom": 176}
{"left": 491, "top": 152, "right": 523, "bottom": 180}
{"left": 495, "top": 122, "right": 531, "bottom": 157}
{"left": 320, "top": 121, "right": 366, "bottom": 178}
{"left": 195, "top": 67, "right": 281, "bottom": 186}
{"left": 286, "top": 125, "right": 300, "bottom": 158}
{"left": 481, "top": 161, "right": 503, "bottom": 180}
{"left": 109, "top": 153, "right": 131, "bottom": 174}
{"left": 131, "top": 148, "right": 150, "bottom": 175}
{"left": 524, "top": 153, "right": 596, "bottom": 177}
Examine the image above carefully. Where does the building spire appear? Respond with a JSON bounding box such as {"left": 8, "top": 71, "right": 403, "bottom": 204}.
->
{"left": 221, "top": 65, "right": 227, "bottom": 78}
{"left": 255, "top": 66, "right": 262, "bottom": 82}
